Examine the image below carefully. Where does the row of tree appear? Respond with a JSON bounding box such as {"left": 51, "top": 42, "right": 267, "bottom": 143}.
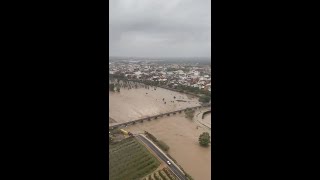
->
{"left": 199, "top": 95, "right": 210, "bottom": 103}
{"left": 144, "top": 131, "right": 170, "bottom": 152}
{"left": 109, "top": 78, "right": 156, "bottom": 91}
{"left": 109, "top": 76, "right": 212, "bottom": 105}
{"left": 109, "top": 84, "right": 120, "bottom": 92}
{"left": 173, "top": 84, "right": 211, "bottom": 97}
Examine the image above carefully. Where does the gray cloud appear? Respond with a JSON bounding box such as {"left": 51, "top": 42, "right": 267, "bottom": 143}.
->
{"left": 109, "top": 0, "right": 211, "bottom": 57}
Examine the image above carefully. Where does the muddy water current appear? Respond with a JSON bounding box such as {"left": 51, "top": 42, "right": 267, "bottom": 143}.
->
{"left": 109, "top": 87, "right": 200, "bottom": 124}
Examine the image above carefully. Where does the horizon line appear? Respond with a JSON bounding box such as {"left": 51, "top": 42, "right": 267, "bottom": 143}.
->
{"left": 109, "top": 56, "right": 211, "bottom": 59}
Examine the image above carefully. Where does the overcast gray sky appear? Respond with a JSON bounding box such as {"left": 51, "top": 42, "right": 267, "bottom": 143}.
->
{"left": 109, "top": 0, "right": 211, "bottom": 58}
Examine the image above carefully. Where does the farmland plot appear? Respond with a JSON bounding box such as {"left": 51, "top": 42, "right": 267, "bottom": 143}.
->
{"left": 109, "top": 137, "right": 160, "bottom": 180}
{"left": 142, "top": 167, "right": 177, "bottom": 180}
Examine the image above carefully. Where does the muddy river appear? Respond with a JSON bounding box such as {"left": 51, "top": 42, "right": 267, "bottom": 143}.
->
{"left": 202, "top": 113, "right": 211, "bottom": 127}
{"left": 109, "top": 85, "right": 211, "bottom": 179}
{"left": 109, "top": 87, "right": 201, "bottom": 124}
{"left": 123, "top": 113, "right": 211, "bottom": 180}
{"left": 194, "top": 109, "right": 211, "bottom": 129}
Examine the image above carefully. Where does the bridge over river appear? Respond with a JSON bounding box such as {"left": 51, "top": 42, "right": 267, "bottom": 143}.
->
{"left": 109, "top": 104, "right": 211, "bottom": 129}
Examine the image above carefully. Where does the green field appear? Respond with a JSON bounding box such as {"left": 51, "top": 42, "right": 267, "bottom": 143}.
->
{"left": 109, "top": 137, "right": 161, "bottom": 180}
{"left": 142, "top": 167, "right": 177, "bottom": 180}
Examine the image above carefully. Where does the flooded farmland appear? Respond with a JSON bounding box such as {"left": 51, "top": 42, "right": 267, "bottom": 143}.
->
{"left": 123, "top": 113, "right": 211, "bottom": 180}
{"left": 109, "top": 86, "right": 201, "bottom": 124}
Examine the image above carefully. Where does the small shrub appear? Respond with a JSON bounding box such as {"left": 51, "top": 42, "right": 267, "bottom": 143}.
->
{"left": 199, "top": 132, "right": 211, "bottom": 147}
{"left": 199, "top": 95, "right": 210, "bottom": 103}
{"left": 185, "top": 108, "right": 195, "bottom": 120}
{"left": 157, "top": 140, "right": 169, "bottom": 152}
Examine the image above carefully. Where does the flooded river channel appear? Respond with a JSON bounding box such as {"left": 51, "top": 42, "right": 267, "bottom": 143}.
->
{"left": 109, "top": 87, "right": 200, "bottom": 124}
{"left": 109, "top": 84, "right": 211, "bottom": 179}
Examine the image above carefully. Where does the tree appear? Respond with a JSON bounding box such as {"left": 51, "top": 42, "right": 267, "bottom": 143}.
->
{"left": 109, "top": 84, "right": 115, "bottom": 92}
{"left": 199, "top": 95, "right": 210, "bottom": 103}
{"left": 199, "top": 132, "right": 210, "bottom": 147}
{"left": 185, "top": 108, "right": 195, "bottom": 120}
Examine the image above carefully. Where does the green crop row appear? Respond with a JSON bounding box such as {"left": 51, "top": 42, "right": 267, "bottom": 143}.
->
{"left": 110, "top": 147, "right": 148, "bottom": 162}
{"left": 109, "top": 138, "right": 160, "bottom": 180}
{"left": 110, "top": 156, "right": 151, "bottom": 175}
{"left": 110, "top": 155, "right": 152, "bottom": 173}
{"left": 112, "top": 160, "right": 158, "bottom": 180}
{"left": 109, "top": 140, "right": 138, "bottom": 152}
{"left": 159, "top": 170, "right": 171, "bottom": 180}
{"left": 163, "top": 168, "right": 176, "bottom": 180}
{"left": 110, "top": 142, "right": 143, "bottom": 156}
{"left": 153, "top": 171, "right": 162, "bottom": 180}
{"left": 110, "top": 147, "right": 145, "bottom": 163}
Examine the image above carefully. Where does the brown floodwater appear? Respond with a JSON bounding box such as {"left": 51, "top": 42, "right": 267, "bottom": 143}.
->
{"left": 194, "top": 109, "right": 211, "bottom": 130}
{"left": 109, "top": 87, "right": 201, "bottom": 124}
{"left": 123, "top": 113, "right": 211, "bottom": 180}
{"left": 202, "top": 113, "right": 211, "bottom": 127}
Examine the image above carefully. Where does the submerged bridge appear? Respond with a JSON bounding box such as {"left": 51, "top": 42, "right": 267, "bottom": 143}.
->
{"left": 109, "top": 104, "right": 211, "bottom": 129}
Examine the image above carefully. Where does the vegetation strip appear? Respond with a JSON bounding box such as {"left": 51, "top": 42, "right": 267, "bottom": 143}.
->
{"left": 144, "top": 131, "right": 170, "bottom": 152}
{"left": 109, "top": 137, "right": 160, "bottom": 180}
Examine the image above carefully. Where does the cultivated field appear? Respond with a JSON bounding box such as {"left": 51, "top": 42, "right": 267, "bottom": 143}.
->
{"left": 109, "top": 137, "right": 160, "bottom": 180}
{"left": 142, "top": 167, "right": 177, "bottom": 180}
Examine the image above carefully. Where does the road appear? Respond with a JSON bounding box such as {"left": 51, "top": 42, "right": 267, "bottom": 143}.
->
{"left": 136, "top": 135, "right": 187, "bottom": 180}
